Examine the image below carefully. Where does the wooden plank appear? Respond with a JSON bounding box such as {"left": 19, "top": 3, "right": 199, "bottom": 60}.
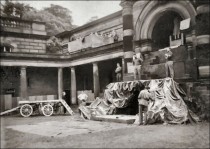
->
{"left": 92, "top": 115, "right": 136, "bottom": 124}
{"left": 0, "top": 106, "right": 20, "bottom": 116}
{"left": 60, "top": 99, "right": 74, "bottom": 115}
{"left": 78, "top": 106, "right": 91, "bottom": 120}
{"left": 18, "top": 99, "right": 60, "bottom": 104}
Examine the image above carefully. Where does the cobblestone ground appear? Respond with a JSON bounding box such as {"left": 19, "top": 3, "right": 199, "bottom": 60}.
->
{"left": 1, "top": 113, "right": 209, "bottom": 148}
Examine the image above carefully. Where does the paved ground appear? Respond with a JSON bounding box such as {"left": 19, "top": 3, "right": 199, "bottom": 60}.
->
{"left": 1, "top": 113, "right": 209, "bottom": 148}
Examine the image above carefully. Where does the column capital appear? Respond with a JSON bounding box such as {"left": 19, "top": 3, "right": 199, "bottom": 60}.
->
{"left": 120, "top": 0, "right": 134, "bottom": 9}
{"left": 93, "top": 62, "right": 99, "bottom": 65}
{"left": 20, "top": 66, "right": 27, "bottom": 69}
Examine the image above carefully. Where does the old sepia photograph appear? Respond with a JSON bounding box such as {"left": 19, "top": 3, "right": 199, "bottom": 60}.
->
{"left": 0, "top": 0, "right": 209, "bottom": 148}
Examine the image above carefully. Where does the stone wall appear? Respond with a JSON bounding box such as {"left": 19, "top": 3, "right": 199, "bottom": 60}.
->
{"left": 0, "top": 36, "right": 46, "bottom": 53}
{"left": 141, "top": 45, "right": 189, "bottom": 79}
{"left": 27, "top": 67, "right": 58, "bottom": 96}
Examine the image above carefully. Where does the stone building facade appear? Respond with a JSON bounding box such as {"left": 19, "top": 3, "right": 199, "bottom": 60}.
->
{"left": 0, "top": 0, "right": 209, "bottom": 119}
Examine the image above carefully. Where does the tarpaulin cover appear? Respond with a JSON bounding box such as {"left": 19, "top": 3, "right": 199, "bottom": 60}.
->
{"left": 81, "top": 78, "right": 194, "bottom": 124}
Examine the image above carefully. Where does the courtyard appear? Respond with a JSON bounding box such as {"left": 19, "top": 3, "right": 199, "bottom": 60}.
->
{"left": 1, "top": 113, "right": 209, "bottom": 148}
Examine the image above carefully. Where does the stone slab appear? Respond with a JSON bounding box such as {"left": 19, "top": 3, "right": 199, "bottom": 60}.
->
{"left": 92, "top": 115, "right": 136, "bottom": 124}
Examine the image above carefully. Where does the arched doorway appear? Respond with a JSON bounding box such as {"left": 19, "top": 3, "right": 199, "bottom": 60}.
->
{"left": 134, "top": 1, "right": 196, "bottom": 52}
{"left": 152, "top": 11, "right": 182, "bottom": 50}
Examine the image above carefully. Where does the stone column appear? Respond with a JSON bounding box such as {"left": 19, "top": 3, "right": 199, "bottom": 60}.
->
{"left": 122, "top": 58, "right": 125, "bottom": 79}
{"left": 20, "top": 66, "right": 27, "bottom": 100}
{"left": 71, "top": 67, "right": 77, "bottom": 104}
{"left": 58, "top": 67, "right": 63, "bottom": 99}
{"left": 93, "top": 62, "right": 100, "bottom": 98}
{"left": 120, "top": 0, "right": 134, "bottom": 74}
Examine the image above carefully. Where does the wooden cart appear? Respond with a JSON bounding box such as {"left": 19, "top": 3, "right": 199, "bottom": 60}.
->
{"left": 17, "top": 99, "right": 74, "bottom": 117}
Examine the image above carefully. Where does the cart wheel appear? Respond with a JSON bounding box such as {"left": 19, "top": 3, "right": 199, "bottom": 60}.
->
{"left": 20, "top": 104, "right": 33, "bottom": 117}
{"left": 42, "top": 104, "right": 53, "bottom": 116}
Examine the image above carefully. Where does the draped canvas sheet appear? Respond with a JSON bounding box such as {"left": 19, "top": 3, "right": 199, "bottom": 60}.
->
{"left": 104, "top": 81, "right": 143, "bottom": 108}
{"left": 146, "top": 78, "right": 189, "bottom": 124}
{"left": 102, "top": 78, "right": 191, "bottom": 124}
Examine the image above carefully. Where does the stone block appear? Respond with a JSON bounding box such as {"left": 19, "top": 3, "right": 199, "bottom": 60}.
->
{"left": 21, "top": 41, "right": 30, "bottom": 45}
{"left": 32, "top": 23, "right": 45, "bottom": 31}
{"left": 33, "top": 46, "right": 43, "bottom": 50}
{"left": 39, "top": 43, "right": 46, "bottom": 46}
{"left": 29, "top": 96, "right": 36, "bottom": 101}
{"left": 32, "top": 30, "right": 47, "bottom": 35}
{"left": 174, "top": 62, "right": 185, "bottom": 78}
{"left": 21, "top": 49, "right": 30, "bottom": 53}
{"left": 15, "top": 38, "right": 25, "bottom": 41}
{"left": 14, "top": 41, "right": 20, "bottom": 44}
{"left": 29, "top": 42, "right": 39, "bottom": 46}
{"left": 12, "top": 97, "right": 18, "bottom": 108}
{"left": 39, "top": 43, "right": 46, "bottom": 49}
{"left": 6, "top": 37, "right": 16, "bottom": 41}
{"left": 123, "top": 73, "right": 134, "bottom": 81}
{"left": 17, "top": 97, "right": 21, "bottom": 102}
{"left": 4, "top": 94, "right": 12, "bottom": 110}
{"left": 24, "top": 38, "right": 34, "bottom": 42}
{"left": 17, "top": 45, "right": 25, "bottom": 48}
{"left": 12, "top": 48, "right": 20, "bottom": 52}
{"left": 25, "top": 45, "right": 34, "bottom": 49}
{"left": 36, "top": 96, "right": 44, "bottom": 101}
{"left": 39, "top": 50, "right": 46, "bottom": 53}
{"left": 199, "top": 66, "right": 210, "bottom": 78}
{"left": 34, "top": 39, "right": 45, "bottom": 43}
{"left": 30, "top": 49, "right": 39, "bottom": 53}
{"left": 22, "top": 29, "right": 32, "bottom": 34}
{"left": 142, "top": 63, "right": 165, "bottom": 79}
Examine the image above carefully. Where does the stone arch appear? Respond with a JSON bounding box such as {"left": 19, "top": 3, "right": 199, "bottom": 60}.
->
{"left": 134, "top": 1, "right": 197, "bottom": 41}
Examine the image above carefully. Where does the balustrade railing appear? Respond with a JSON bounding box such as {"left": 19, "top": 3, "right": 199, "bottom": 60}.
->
{"left": 0, "top": 16, "right": 32, "bottom": 29}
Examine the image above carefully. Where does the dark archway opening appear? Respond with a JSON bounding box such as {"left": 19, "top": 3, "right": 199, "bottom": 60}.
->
{"left": 152, "top": 11, "right": 183, "bottom": 50}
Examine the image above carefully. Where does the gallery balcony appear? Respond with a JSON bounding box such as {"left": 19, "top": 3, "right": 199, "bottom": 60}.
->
{"left": 62, "top": 33, "right": 122, "bottom": 54}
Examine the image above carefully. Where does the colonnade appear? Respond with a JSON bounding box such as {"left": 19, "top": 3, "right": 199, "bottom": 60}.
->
{"left": 19, "top": 62, "right": 101, "bottom": 104}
